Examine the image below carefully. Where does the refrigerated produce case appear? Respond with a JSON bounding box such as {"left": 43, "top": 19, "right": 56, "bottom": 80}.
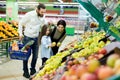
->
{"left": 31, "top": 0, "right": 120, "bottom": 80}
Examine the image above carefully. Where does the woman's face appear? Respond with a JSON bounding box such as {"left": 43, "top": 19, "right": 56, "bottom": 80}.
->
{"left": 57, "top": 25, "right": 64, "bottom": 32}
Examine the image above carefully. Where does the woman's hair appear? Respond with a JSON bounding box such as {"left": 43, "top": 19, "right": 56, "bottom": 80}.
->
{"left": 38, "top": 25, "right": 51, "bottom": 44}
{"left": 37, "top": 3, "right": 46, "bottom": 10}
{"left": 57, "top": 19, "right": 66, "bottom": 28}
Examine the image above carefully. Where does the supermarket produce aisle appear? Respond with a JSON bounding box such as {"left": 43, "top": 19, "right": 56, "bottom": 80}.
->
{"left": 0, "top": 35, "right": 78, "bottom": 80}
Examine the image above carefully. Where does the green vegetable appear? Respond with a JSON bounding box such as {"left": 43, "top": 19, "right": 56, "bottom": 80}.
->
{"left": 21, "top": 40, "right": 34, "bottom": 52}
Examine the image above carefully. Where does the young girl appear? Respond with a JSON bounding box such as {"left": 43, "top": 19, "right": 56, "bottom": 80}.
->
{"left": 39, "top": 25, "right": 54, "bottom": 65}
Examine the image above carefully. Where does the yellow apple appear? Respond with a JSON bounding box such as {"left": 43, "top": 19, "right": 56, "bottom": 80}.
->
{"left": 52, "top": 42, "right": 56, "bottom": 46}
{"left": 88, "top": 59, "right": 100, "bottom": 72}
{"left": 57, "top": 42, "right": 61, "bottom": 47}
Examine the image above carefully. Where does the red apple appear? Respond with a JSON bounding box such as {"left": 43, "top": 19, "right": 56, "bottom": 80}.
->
{"left": 98, "top": 48, "right": 107, "bottom": 54}
{"left": 88, "top": 55, "right": 94, "bottom": 60}
{"left": 66, "top": 65, "right": 71, "bottom": 70}
{"left": 70, "top": 75, "right": 78, "bottom": 80}
{"left": 60, "top": 75, "right": 66, "bottom": 80}
{"left": 97, "top": 66, "right": 114, "bottom": 80}
{"left": 75, "top": 65, "right": 88, "bottom": 78}
{"left": 69, "top": 65, "right": 78, "bottom": 75}
{"left": 67, "top": 60, "right": 73, "bottom": 66}
{"left": 80, "top": 73, "right": 98, "bottom": 80}
{"left": 93, "top": 54, "right": 99, "bottom": 59}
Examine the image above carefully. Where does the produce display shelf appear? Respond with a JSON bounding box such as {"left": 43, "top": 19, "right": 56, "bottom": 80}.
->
{"left": 0, "top": 37, "right": 19, "bottom": 42}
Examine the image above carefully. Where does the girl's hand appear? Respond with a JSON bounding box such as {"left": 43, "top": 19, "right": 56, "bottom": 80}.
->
{"left": 51, "top": 42, "right": 56, "bottom": 47}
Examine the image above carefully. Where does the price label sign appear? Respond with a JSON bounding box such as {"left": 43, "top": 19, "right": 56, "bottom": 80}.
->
{"left": 7, "top": 7, "right": 12, "bottom": 17}
{"left": 6, "top": 0, "right": 18, "bottom": 21}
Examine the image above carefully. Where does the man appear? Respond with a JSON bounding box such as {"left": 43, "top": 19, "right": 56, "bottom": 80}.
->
{"left": 18, "top": 3, "right": 48, "bottom": 78}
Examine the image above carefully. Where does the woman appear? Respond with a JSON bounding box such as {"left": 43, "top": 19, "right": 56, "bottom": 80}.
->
{"left": 50, "top": 19, "right": 66, "bottom": 55}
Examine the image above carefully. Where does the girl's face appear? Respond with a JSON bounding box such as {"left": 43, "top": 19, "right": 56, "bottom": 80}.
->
{"left": 57, "top": 25, "right": 64, "bottom": 32}
{"left": 46, "top": 28, "right": 50, "bottom": 36}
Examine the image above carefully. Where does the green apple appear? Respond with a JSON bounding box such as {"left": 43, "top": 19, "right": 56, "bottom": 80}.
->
{"left": 57, "top": 42, "right": 61, "bottom": 47}
{"left": 114, "top": 59, "right": 120, "bottom": 70}
{"left": 107, "top": 54, "right": 120, "bottom": 68}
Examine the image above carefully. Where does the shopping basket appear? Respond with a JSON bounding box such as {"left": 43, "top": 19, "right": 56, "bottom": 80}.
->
{"left": 8, "top": 44, "right": 31, "bottom": 60}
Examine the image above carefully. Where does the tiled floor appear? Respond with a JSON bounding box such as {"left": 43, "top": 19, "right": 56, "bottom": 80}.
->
{"left": 0, "top": 35, "right": 79, "bottom": 80}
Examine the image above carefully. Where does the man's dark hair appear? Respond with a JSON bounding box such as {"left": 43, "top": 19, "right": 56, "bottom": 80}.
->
{"left": 57, "top": 19, "right": 66, "bottom": 28}
{"left": 37, "top": 3, "right": 46, "bottom": 10}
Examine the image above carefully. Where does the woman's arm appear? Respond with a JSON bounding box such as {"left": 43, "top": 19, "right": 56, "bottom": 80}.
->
{"left": 59, "top": 34, "right": 66, "bottom": 43}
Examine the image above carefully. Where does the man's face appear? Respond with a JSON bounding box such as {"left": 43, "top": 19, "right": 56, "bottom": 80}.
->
{"left": 37, "top": 8, "right": 46, "bottom": 17}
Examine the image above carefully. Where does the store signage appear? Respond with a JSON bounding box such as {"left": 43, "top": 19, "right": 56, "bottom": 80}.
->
{"left": 6, "top": 0, "right": 18, "bottom": 21}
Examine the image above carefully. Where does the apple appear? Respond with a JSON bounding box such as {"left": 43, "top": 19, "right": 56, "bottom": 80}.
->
{"left": 43, "top": 74, "right": 49, "bottom": 78}
{"left": 52, "top": 42, "right": 56, "bottom": 46}
{"left": 98, "top": 48, "right": 107, "bottom": 54}
{"left": 75, "top": 65, "right": 88, "bottom": 78}
{"left": 63, "top": 75, "right": 78, "bottom": 80}
{"left": 57, "top": 42, "right": 61, "bottom": 47}
{"left": 66, "top": 65, "right": 71, "bottom": 70}
{"left": 116, "top": 69, "right": 120, "bottom": 75}
{"left": 97, "top": 66, "right": 114, "bottom": 80}
{"left": 98, "top": 41, "right": 105, "bottom": 48}
{"left": 70, "top": 75, "right": 78, "bottom": 80}
{"left": 42, "top": 78, "right": 49, "bottom": 80}
{"left": 74, "top": 44, "right": 79, "bottom": 49}
{"left": 88, "top": 55, "right": 94, "bottom": 60}
{"left": 80, "top": 73, "right": 98, "bottom": 80}
{"left": 87, "top": 59, "right": 100, "bottom": 73}
{"left": 60, "top": 75, "right": 66, "bottom": 80}
{"left": 114, "top": 59, "right": 120, "bottom": 71}
{"left": 67, "top": 60, "right": 73, "bottom": 66}
{"left": 69, "top": 65, "right": 78, "bottom": 75}
{"left": 93, "top": 54, "right": 99, "bottom": 59}
{"left": 97, "top": 54, "right": 104, "bottom": 59}
{"left": 73, "top": 59, "right": 79, "bottom": 64}
{"left": 106, "top": 54, "right": 120, "bottom": 68}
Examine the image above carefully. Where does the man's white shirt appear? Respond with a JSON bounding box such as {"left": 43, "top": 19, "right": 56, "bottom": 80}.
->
{"left": 18, "top": 10, "right": 48, "bottom": 38}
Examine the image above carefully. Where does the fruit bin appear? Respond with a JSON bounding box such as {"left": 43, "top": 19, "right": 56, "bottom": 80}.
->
{"left": 99, "top": 42, "right": 120, "bottom": 65}
{"left": 8, "top": 44, "right": 31, "bottom": 60}
{"left": 107, "top": 75, "right": 120, "bottom": 80}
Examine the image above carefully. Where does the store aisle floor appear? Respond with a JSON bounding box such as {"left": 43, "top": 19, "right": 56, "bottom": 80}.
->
{"left": 0, "top": 35, "right": 79, "bottom": 80}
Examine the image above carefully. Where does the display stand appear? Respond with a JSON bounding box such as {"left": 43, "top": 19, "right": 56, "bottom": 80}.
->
{"left": 0, "top": 37, "right": 19, "bottom": 64}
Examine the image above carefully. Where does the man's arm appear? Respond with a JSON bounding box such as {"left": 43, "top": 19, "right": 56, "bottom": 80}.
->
{"left": 18, "top": 12, "right": 30, "bottom": 40}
